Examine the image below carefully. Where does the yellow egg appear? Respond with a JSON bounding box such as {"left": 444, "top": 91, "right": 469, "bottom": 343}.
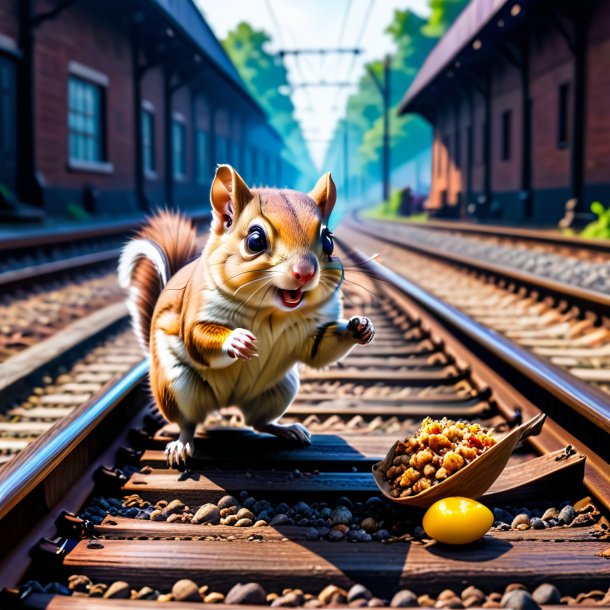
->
{"left": 422, "top": 497, "right": 493, "bottom": 545}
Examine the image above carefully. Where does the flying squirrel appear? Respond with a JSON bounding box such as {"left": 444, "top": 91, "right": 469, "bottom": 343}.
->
{"left": 118, "top": 165, "right": 375, "bottom": 466}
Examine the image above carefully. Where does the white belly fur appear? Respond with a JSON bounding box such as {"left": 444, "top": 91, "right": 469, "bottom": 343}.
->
{"left": 155, "top": 292, "right": 342, "bottom": 422}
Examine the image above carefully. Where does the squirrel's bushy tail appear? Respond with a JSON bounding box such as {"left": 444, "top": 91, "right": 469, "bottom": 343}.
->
{"left": 118, "top": 210, "right": 197, "bottom": 352}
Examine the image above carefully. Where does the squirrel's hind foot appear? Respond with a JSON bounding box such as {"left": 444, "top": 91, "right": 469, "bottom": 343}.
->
{"left": 165, "top": 439, "right": 194, "bottom": 469}
{"left": 256, "top": 422, "right": 312, "bottom": 447}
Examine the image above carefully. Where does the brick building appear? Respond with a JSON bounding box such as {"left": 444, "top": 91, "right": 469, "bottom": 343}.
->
{"left": 0, "top": 0, "right": 296, "bottom": 218}
{"left": 398, "top": 0, "right": 610, "bottom": 226}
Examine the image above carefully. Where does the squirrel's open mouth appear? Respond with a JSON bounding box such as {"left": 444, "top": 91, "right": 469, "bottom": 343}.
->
{"left": 278, "top": 287, "right": 303, "bottom": 308}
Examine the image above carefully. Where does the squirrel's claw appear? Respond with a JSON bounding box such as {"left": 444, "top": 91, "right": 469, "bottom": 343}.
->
{"left": 347, "top": 316, "right": 375, "bottom": 345}
{"left": 165, "top": 439, "right": 193, "bottom": 469}
{"left": 256, "top": 422, "right": 312, "bottom": 447}
{"left": 225, "top": 328, "right": 259, "bottom": 360}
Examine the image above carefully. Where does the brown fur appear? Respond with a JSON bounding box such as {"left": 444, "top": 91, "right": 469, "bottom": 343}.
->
{"left": 130, "top": 211, "right": 197, "bottom": 348}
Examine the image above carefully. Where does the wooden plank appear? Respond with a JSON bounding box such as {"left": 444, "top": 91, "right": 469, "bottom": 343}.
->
{"left": 123, "top": 470, "right": 379, "bottom": 503}
{"left": 300, "top": 368, "right": 466, "bottom": 385}
{"left": 61, "top": 538, "right": 610, "bottom": 595}
{"left": 141, "top": 432, "right": 388, "bottom": 469}
{"left": 286, "top": 402, "right": 489, "bottom": 417}
{"left": 126, "top": 450, "right": 582, "bottom": 505}
{"left": 95, "top": 516, "right": 601, "bottom": 544}
{"left": 0, "top": 302, "right": 128, "bottom": 394}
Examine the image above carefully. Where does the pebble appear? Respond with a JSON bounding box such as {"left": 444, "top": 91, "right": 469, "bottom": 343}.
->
{"left": 235, "top": 518, "right": 254, "bottom": 527}
{"left": 530, "top": 518, "right": 545, "bottom": 530}
{"left": 461, "top": 587, "right": 485, "bottom": 602}
{"left": 293, "top": 501, "right": 312, "bottom": 516}
{"left": 223, "top": 515, "right": 238, "bottom": 526}
{"left": 511, "top": 514, "right": 530, "bottom": 530}
{"left": 193, "top": 503, "right": 220, "bottom": 525}
{"left": 532, "top": 584, "right": 561, "bottom": 605}
{"left": 501, "top": 590, "right": 541, "bottom": 610}
{"left": 204, "top": 591, "right": 225, "bottom": 603}
{"left": 541, "top": 507, "right": 559, "bottom": 521}
{"left": 331, "top": 506, "right": 353, "bottom": 525}
{"left": 305, "top": 600, "right": 323, "bottom": 608}
{"left": 368, "top": 598, "right": 386, "bottom": 607}
{"left": 333, "top": 524, "right": 350, "bottom": 534}
{"left": 272, "top": 592, "right": 303, "bottom": 607}
{"left": 418, "top": 595, "right": 436, "bottom": 607}
{"left": 305, "top": 528, "right": 319, "bottom": 541}
{"left": 162, "top": 499, "right": 185, "bottom": 516}
{"left": 572, "top": 513, "right": 596, "bottom": 527}
{"left": 68, "top": 575, "right": 91, "bottom": 592}
{"left": 276, "top": 502, "right": 290, "bottom": 514}
{"left": 327, "top": 529, "right": 344, "bottom": 541}
{"left": 336, "top": 496, "right": 353, "bottom": 509}
{"left": 504, "top": 585, "right": 527, "bottom": 594}
{"left": 390, "top": 589, "right": 418, "bottom": 607}
{"left": 136, "top": 586, "right": 157, "bottom": 600}
{"left": 172, "top": 579, "right": 200, "bottom": 602}
{"left": 347, "top": 530, "right": 372, "bottom": 542}
{"left": 436, "top": 598, "right": 464, "bottom": 608}
{"left": 463, "top": 597, "right": 482, "bottom": 608}
{"left": 493, "top": 508, "right": 513, "bottom": 523}
{"left": 225, "top": 582, "right": 268, "bottom": 605}
{"left": 103, "top": 581, "right": 131, "bottom": 599}
{"left": 271, "top": 514, "right": 291, "bottom": 526}
{"left": 558, "top": 505, "right": 575, "bottom": 525}
{"left": 319, "top": 585, "right": 347, "bottom": 605}
{"left": 89, "top": 583, "right": 107, "bottom": 597}
{"left": 237, "top": 508, "right": 256, "bottom": 521}
{"left": 361, "top": 517, "right": 378, "bottom": 533}
{"left": 348, "top": 584, "right": 373, "bottom": 602}
{"left": 372, "top": 529, "right": 391, "bottom": 541}
{"left": 218, "top": 495, "right": 239, "bottom": 509}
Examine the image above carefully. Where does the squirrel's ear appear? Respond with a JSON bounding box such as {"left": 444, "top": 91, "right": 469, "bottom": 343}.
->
{"left": 309, "top": 172, "right": 337, "bottom": 222}
{"left": 210, "top": 164, "right": 253, "bottom": 234}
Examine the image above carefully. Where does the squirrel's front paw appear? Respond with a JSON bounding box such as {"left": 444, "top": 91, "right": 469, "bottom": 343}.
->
{"left": 347, "top": 316, "right": 375, "bottom": 345}
{"left": 224, "top": 328, "right": 258, "bottom": 360}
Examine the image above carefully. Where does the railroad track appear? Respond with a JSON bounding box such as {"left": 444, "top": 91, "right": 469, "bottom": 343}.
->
{"left": 346, "top": 216, "right": 610, "bottom": 398}
{"left": 0, "top": 242, "right": 608, "bottom": 610}
{"left": 0, "top": 214, "right": 210, "bottom": 466}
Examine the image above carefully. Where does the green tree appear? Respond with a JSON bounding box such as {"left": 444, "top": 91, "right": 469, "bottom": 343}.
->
{"left": 223, "top": 22, "right": 316, "bottom": 189}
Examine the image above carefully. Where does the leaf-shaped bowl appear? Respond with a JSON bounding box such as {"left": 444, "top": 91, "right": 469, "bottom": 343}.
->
{"left": 372, "top": 412, "right": 547, "bottom": 508}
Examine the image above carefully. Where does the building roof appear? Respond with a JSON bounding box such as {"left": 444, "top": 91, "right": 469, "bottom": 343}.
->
{"left": 398, "top": 0, "right": 512, "bottom": 115}
{"left": 150, "top": 0, "right": 265, "bottom": 117}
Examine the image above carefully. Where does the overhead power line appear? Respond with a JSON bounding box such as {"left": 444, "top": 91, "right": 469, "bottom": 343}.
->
{"left": 278, "top": 48, "right": 362, "bottom": 57}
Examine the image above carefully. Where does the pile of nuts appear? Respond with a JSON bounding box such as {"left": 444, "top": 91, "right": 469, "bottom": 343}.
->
{"left": 381, "top": 417, "right": 496, "bottom": 498}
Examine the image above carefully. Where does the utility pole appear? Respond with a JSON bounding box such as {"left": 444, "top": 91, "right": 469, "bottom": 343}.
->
{"left": 343, "top": 121, "right": 349, "bottom": 200}
{"left": 367, "top": 54, "right": 391, "bottom": 201}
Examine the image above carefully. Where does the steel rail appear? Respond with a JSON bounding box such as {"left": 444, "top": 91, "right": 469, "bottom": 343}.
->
{"left": 0, "top": 211, "right": 211, "bottom": 253}
{"left": 380, "top": 217, "right": 610, "bottom": 255}
{"left": 0, "top": 249, "right": 119, "bottom": 289}
{"left": 341, "top": 243, "right": 610, "bottom": 439}
{"left": 347, "top": 216, "right": 610, "bottom": 316}
{"left": 0, "top": 360, "right": 148, "bottom": 520}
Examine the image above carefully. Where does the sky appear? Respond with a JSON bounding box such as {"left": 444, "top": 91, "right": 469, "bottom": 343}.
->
{"left": 195, "top": 0, "right": 430, "bottom": 168}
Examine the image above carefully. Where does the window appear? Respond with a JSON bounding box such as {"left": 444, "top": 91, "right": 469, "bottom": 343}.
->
{"left": 172, "top": 117, "right": 186, "bottom": 179}
{"left": 215, "top": 136, "right": 228, "bottom": 163}
{"left": 501, "top": 110, "right": 512, "bottom": 161}
{"left": 558, "top": 82, "right": 570, "bottom": 149}
{"left": 141, "top": 107, "right": 155, "bottom": 175}
{"left": 196, "top": 128, "right": 208, "bottom": 184}
{"left": 68, "top": 76, "right": 104, "bottom": 163}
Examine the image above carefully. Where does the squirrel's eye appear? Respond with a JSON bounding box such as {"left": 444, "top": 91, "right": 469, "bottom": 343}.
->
{"left": 321, "top": 227, "right": 334, "bottom": 256}
{"left": 246, "top": 226, "right": 267, "bottom": 253}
